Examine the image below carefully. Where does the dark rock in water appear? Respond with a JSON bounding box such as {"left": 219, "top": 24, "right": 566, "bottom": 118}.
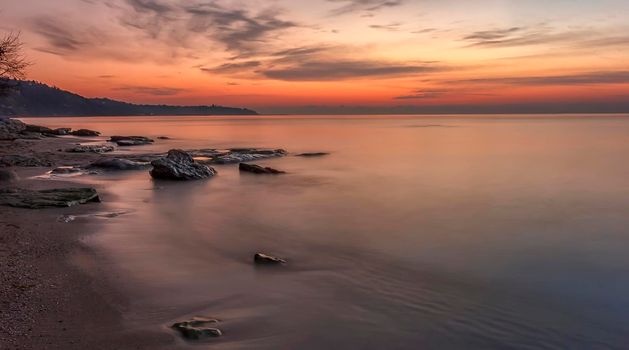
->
{"left": 52, "top": 128, "right": 72, "bottom": 135}
{"left": 24, "top": 124, "right": 54, "bottom": 134}
{"left": 71, "top": 129, "right": 101, "bottom": 137}
{"left": 211, "top": 149, "right": 288, "bottom": 164}
{"left": 0, "top": 188, "right": 100, "bottom": 209}
{"left": 0, "top": 169, "right": 19, "bottom": 182}
{"left": 150, "top": 149, "right": 217, "bottom": 180}
{"left": 65, "top": 145, "right": 115, "bottom": 153}
{"left": 109, "top": 136, "right": 154, "bottom": 146}
{"left": 172, "top": 317, "right": 222, "bottom": 340}
{"left": 0, "top": 119, "right": 27, "bottom": 140}
{"left": 296, "top": 152, "right": 329, "bottom": 157}
{"left": 0, "top": 155, "right": 53, "bottom": 167}
{"left": 157, "top": 136, "right": 170, "bottom": 140}
{"left": 239, "top": 163, "right": 285, "bottom": 174}
{"left": 254, "top": 253, "right": 286, "bottom": 265}
{"left": 88, "top": 158, "right": 150, "bottom": 171}
{"left": 50, "top": 167, "right": 84, "bottom": 175}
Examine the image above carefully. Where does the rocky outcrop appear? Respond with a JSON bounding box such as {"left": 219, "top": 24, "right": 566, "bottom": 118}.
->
{"left": 24, "top": 124, "right": 54, "bottom": 134}
{"left": 239, "top": 163, "right": 285, "bottom": 174}
{"left": 0, "top": 118, "right": 27, "bottom": 140}
{"left": 172, "top": 317, "right": 222, "bottom": 340}
{"left": 150, "top": 149, "right": 217, "bottom": 180}
{"left": 0, "top": 155, "right": 53, "bottom": 167}
{"left": 52, "top": 128, "right": 72, "bottom": 135}
{"left": 254, "top": 253, "right": 286, "bottom": 265}
{"left": 109, "top": 136, "right": 154, "bottom": 146}
{"left": 65, "top": 145, "right": 115, "bottom": 154}
{"left": 0, "top": 188, "right": 100, "bottom": 209}
{"left": 71, "top": 129, "right": 100, "bottom": 137}
{"left": 296, "top": 152, "right": 329, "bottom": 157}
{"left": 88, "top": 158, "right": 151, "bottom": 171}
{"left": 0, "top": 169, "right": 19, "bottom": 183}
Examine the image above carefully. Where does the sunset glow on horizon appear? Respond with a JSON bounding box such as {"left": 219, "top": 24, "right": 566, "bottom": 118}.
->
{"left": 3, "top": 0, "right": 629, "bottom": 113}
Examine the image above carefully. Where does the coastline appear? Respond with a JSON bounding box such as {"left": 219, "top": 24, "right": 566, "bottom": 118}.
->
{"left": 0, "top": 133, "right": 174, "bottom": 349}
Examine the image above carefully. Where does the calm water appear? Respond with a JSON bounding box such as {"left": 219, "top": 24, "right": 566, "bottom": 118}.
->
{"left": 25, "top": 115, "right": 629, "bottom": 349}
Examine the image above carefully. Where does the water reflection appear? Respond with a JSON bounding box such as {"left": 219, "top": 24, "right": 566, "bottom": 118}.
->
{"left": 25, "top": 115, "right": 629, "bottom": 349}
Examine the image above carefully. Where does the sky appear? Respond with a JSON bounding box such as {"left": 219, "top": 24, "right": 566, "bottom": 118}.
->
{"left": 2, "top": 0, "right": 629, "bottom": 114}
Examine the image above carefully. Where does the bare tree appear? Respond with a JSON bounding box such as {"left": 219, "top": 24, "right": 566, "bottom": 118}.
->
{"left": 0, "top": 32, "right": 29, "bottom": 95}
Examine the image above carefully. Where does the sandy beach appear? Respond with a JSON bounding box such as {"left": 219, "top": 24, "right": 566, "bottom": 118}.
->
{"left": 0, "top": 127, "right": 174, "bottom": 349}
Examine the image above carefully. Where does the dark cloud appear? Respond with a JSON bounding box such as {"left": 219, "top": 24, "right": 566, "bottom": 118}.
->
{"left": 120, "top": 1, "right": 297, "bottom": 57}
{"left": 394, "top": 90, "right": 449, "bottom": 99}
{"left": 328, "top": 0, "right": 404, "bottom": 16}
{"left": 460, "top": 71, "right": 629, "bottom": 86}
{"left": 113, "top": 85, "right": 186, "bottom": 96}
{"left": 30, "top": 17, "right": 89, "bottom": 52}
{"left": 264, "top": 60, "right": 440, "bottom": 81}
{"left": 369, "top": 22, "right": 403, "bottom": 32}
{"left": 201, "top": 61, "right": 261, "bottom": 74}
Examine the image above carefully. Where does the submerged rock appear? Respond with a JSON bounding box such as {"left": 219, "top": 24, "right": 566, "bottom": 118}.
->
{"left": 0, "top": 188, "right": 100, "bottom": 209}
{"left": 296, "top": 152, "right": 329, "bottom": 157}
{"left": 109, "top": 136, "right": 154, "bottom": 146}
{"left": 211, "top": 149, "right": 288, "bottom": 164}
{"left": 172, "top": 317, "right": 222, "bottom": 340}
{"left": 50, "top": 167, "right": 84, "bottom": 175}
{"left": 0, "top": 169, "right": 19, "bottom": 183}
{"left": 157, "top": 136, "right": 170, "bottom": 140}
{"left": 254, "top": 253, "right": 286, "bottom": 265}
{"left": 0, "top": 155, "right": 53, "bottom": 167}
{"left": 88, "top": 158, "right": 150, "bottom": 171}
{"left": 71, "top": 129, "right": 101, "bottom": 137}
{"left": 150, "top": 149, "right": 217, "bottom": 180}
{"left": 65, "top": 145, "right": 115, "bottom": 154}
{"left": 239, "top": 163, "right": 285, "bottom": 174}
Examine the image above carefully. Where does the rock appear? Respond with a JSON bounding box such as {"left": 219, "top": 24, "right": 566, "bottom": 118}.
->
{"left": 50, "top": 167, "right": 83, "bottom": 175}
{"left": 157, "top": 136, "right": 170, "bottom": 140}
{"left": 71, "top": 129, "right": 101, "bottom": 137}
{"left": 211, "top": 149, "right": 288, "bottom": 164}
{"left": 24, "top": 124, "right": 54, "bottom": 134}
{"left": 0, "top": 169, "right": 19, "bottom": 182}
{"left": 239, "top": 163, "right": 285, "bottom": 174}
{"left": 150, "top": 149, "right": 217, "bottom": 180}
{"left": 254, "top": 253, "right": 286, "bottom": 265}
{"left": 52, "top": 128, "right": 72, "bottom": 135}
{"left": 56, "top": 215, "right": 76, "bottom": 223}
{"left": 0, "top": 155, "right": 53, "bottom": 167}
{"left": 172, "top": 317, "right": 222, "bottom": 340}
{"left": 65, "top": 145, "right": 115, "bottom": 154}
{"left": 109, "top": 136, "right": 154, "bottom": 146}
{"left": 296, "top": 152, "right": 329, "bottom": 157}
{"left": 0, "top": 118, "right": 27, "bottom": 140}
{"left": 0, "top": 188, "right": 100, "bottom": 209}
{"left": 88, "top": 158, "right": 150, "bottom": 171}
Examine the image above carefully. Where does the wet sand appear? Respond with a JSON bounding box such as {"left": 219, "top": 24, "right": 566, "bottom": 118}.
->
{"left": 0, "top": 135, "right": 174, "bottom": 349}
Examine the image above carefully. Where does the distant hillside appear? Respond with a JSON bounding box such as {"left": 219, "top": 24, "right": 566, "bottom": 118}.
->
{"left": 0, "top": 80, "right": 257, "bottom": 117}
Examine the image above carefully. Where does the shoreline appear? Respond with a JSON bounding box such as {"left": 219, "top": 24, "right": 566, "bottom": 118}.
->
{"left": 0, "top": 132, "right": 174, "bottom": 349}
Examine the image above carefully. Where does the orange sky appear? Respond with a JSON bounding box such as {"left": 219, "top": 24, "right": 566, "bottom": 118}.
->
{"left": 2, "top": 0, "right": 629, "bottom": 113}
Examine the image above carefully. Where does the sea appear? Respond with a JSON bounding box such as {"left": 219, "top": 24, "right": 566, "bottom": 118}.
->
{"left": 23, "top": 115, "right": 629, "bottom": 349}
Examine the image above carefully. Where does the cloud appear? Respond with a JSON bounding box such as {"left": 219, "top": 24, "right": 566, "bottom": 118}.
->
{"left": 201, "top": 60, "right": 261, "bottom": 74}
{"left": 459, "top": 71, "right": 629, "bottom": 86}
{"left": 119, "top": 0, "right": 297, "bottom": 57}
{"left": 113, "top": 85, "right": 186, "bottom": 96}
{"left": 263, "top": 60, "right": 440, "bottom": 81}
{"left": 327, "top": 0, "right": 404, "bottom": 16}
{"left": 369, "top": 22, "right": 403, "bottom": 32}
{"left": 394, "top": 90, "right": 449, "bottom": 99}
